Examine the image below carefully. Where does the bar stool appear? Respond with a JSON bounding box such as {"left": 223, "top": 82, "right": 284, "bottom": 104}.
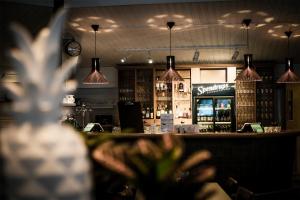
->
{"left": 235, "top": 186, "right": 254, "bottom": 200}
{"left": 222, "top": 177, "right": 239, "bottom": 198}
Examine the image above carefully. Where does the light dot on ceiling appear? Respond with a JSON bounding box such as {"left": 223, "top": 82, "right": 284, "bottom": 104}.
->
{"left": 256, "top": 11, "right": 268, "bottom": 16}
{"left": 88, "top": 16, "right": 100, "bottom": 20}
{"left": 222, "top": 13, "right": 231, "bottom": 18}
{"left": 256, "top": 23, "right": 266, "bottom": 28}
{"left": 155, "top": 14, "right": 167, "bottom": 18}
{"left": 147, "top": 18, "right": 154, "bottom": 23}
{"left": 274, "top": 25, "right": 283, "bottom": 29}
{"left": 264, "top": 17, "right": 274, "bottom": 23}
{"left": 237, "top": 10, "right": 252, "bottom": 14}
{"left": 224, "top": 24, "right": 235, "bottom": 28}
{"left": 77, "top": 27, "right": 86, "bottom": 32}
{"left": 74, "top": 17, "right": 83, "bottom": 22}
{"left": 70, "top": 22, "right": 80, "bottom": 27}
{"left": 106, "top": 19, "right": 115, "bottom": 23}
{"left": 173, "top": 14, "right": 184, "bottom": 19}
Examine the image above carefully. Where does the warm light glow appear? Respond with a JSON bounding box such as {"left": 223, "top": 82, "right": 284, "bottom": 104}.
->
{"left": 222, "top": 13, "right": 231, "bottom": 18}
{"left": 256, "top": 23, "right": 266, "bottom": 28}
{"left": 70, "top": 22, "right": 80, "bottom": 27}
{"left": 120, "top": 58, "right": 126, "bottom": 63}
{"left": 147, "top": 18, "right": 154, "bottom": 23}
{"left": 77, "top": 27, "right": 86, "bottom": 32}
{"left": 174, "top": 27, "right": 182, "bottom": 30}
{"left": 155, "top": 14, "right": 167, "bottom": 18}
{"left": 291, "top": 24, "right": 299, "bottom": 27}
{"left": 74, "top": 17, "right": 83, "bottom": 22}
{"left": 173, "top": 14, "right": 184, "bottom": 19}
{"left": 149, "top": 24, "right": 158, "bottom": 27}
{"left": 88, "top": 16, "right": 100, "bottom": 20}
{"left": 224, "top": 24, "right": 235, "bottom": 28}
{"left": 71, "top": 17, "right": 119, "bottom": 33}
{"left": 106, "top": 19, "right": 115, "bottom": 23}
{"left": 280, "top": 35, "right": 286, "bottom": 38}
{"left": 272, "top": 33, "right": 278, "bottom": 37}
{"left": 104, "top": 29, "right": 113, "bottom": 32}
{"left": 159, "top": 27, "right": 168, "bottom": 30}
{"left": 237, "top": 10, "right": 251, "bottom": 14}
{"left": 274, "top": 25, "right": 283, "bottom": 29}
{"left": 185, "top": 18, "right": 193, "bottom": 23}
{"left": 268, "top": 29, "right": 274, "bottom": 33}
{"left": 217, "top": 19, "right": 225, "bottom": 24}
{"left": 184, "top": 24, "right": 192, "bottom": 28}
{"left": 148, "top": 58, "right": 153, "bottom": 64}
{"left": 256, "top": 11, "right": 268, "bottom": 16}
{"left": 293, "top": 34, "right": 300, "bottom": 38}
{"left": 264, "top": 17, "right": 274, "bottom": 23}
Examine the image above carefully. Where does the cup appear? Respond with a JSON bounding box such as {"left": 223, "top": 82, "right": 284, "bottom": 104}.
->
{"left": 112, "top": 126, "right": 121, "bottom": 134}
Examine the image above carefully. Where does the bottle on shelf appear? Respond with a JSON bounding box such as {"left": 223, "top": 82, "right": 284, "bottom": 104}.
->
{"left": 150, "top": 107, "right": 154, "bottom": 119}
{"left": 146, "top": 107, "right": 150, "bottom": 119}
{"left": 156, "top": 106, "right": 161, "bottom": 119}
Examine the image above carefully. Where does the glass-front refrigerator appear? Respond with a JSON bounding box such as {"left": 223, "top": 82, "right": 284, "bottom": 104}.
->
{"left": 192, "top": 83, "right": 236, "bottom": 132}
{"left": 196, "top": 98, "right": 214, "bottom": 132}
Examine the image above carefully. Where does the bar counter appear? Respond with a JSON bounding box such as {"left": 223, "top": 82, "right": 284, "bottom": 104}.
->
{"left": 90, "top": 130, "right": 300, "bottom": 193}
{"left": 99, "top": 130, "right": 300, "bottom": 138}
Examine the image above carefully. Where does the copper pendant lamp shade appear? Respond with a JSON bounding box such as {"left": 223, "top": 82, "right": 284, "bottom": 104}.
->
{"left": 277, "top": 31, "right": 300, "bottom": 83}
{"left": 159, "top": 21, "right": 184, "bottom": 82}
{"left": 235, "top": 54, "right": 262, "bottom": 81}
{"left": 235, "top": 19, "right": 262, "bottom": 82}
{"left": 83, "top": 24, "right": 108, "bottom": 84}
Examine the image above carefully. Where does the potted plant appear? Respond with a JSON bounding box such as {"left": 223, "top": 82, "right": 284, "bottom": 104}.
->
{"left": 92, "top": 134, "right": 215, "bottom": 200}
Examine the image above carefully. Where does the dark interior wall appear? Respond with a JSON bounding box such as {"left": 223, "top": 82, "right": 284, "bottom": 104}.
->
{"left": 0, "top": 2, "right": 53, "bottom": 69}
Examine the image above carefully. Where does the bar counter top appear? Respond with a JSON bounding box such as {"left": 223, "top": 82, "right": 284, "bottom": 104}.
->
{"left": 96, "top": 130, "right": 300, "bottom": 138}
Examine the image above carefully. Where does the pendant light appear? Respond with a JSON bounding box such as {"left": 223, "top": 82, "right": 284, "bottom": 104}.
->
{"left": 277, "top": 31, "right": 300, "bottom": 83}
{"left": 83, "top": 24, "right": 108, "bottom": 84}
{"left": 159, "top": 21, "right": 184, "bottom": 82}
{"left": 235, "top": 19, "right": 262, "bottom": 82}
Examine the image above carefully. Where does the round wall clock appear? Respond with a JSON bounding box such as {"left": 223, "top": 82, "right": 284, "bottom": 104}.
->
{"left": 64, "top": 40, "right": 81, "bottom": 57}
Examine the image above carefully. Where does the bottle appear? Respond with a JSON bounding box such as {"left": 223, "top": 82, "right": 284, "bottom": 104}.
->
{"left": 146, "top": 107, "right": 150, "bottom": 119}
{"left": 178, "top": 82, "right": 184, "bottom": 92}
{"left": 150, "top": 107, "right": 154, "bottom": 119}
{"left": 142, "top": 107, "right": 146, "bottom": 119}
{"left": 156, "top": 106, "right": 161, "bottom": 119}
{"left": 175, "top": 105, "right": 179, "bottom": 118}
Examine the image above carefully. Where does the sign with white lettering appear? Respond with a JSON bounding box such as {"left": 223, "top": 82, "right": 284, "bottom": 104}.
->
{"left": 192, "top": 83, "right": 235, "bottom": 96}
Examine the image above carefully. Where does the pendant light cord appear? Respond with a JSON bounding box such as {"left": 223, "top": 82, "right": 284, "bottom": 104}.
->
{"left": 288, "top": 35, "right": 290, "bottom": 57}
{"left": 246, "top": 27, "right": 249, "bottom": 53}
{"left": 94, "top": 29, "right": 97, "bottom": 57}
{"left": 169, "top": 26, "right": 172, "bottom": 56}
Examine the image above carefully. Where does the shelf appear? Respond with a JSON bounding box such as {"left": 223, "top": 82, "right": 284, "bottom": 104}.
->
{"left": 173, "top": 98, "right": 190, "bottom": 101}
{"left": 215, "top": 108, "right": 231, "bottom": 110}
{"left": 197, "top": 122, "right": 214, "bottom": 124}
{"left": 215, "top": 121, "right": 231, "bottom": 124}
{"left": 62, "top": 103, "right": 76, "bottom": 107}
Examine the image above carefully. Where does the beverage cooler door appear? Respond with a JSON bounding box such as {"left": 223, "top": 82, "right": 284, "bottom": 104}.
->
{"left": 214, "top": 98, "right": 234, "bottom": 132}
{"left": 195, "top": 98, "right": 214, "bottom": 132}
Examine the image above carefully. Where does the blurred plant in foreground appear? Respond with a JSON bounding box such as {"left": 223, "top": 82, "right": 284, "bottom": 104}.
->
{"left": 92, "top": 134, "right": 215, "bottom": 200}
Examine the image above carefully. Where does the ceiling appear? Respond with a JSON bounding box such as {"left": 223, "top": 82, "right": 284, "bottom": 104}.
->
{"left": 2, "top": 0, "right": 300, "bottom": 67}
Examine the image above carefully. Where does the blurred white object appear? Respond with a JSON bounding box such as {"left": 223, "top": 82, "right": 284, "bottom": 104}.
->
{"left": 0, "top": 9, "right": 91, "bottom": 200}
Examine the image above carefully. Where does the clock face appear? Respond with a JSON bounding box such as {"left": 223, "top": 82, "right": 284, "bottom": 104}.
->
{"left": 65, "top": 40, "right": 81, "bottom": 56}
